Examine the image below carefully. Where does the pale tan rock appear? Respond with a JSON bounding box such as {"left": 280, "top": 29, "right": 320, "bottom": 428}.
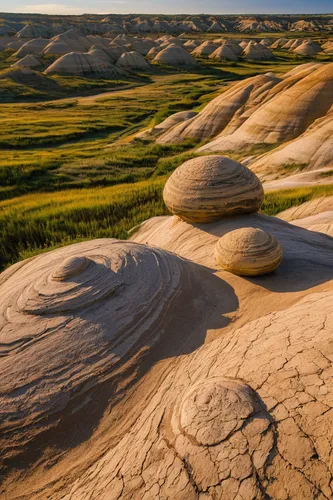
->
{"left": 15, "top": 37, "right": 49, "bottom": 56}
{"left": 153, "top": 43, "right": 198, "bottom": 66}
{"left": 294, "top": 40, "right": 322, "bottom": 56}
{"left": 116, "top": 50, "right": 151, "bottom": 70}
{"left": 157, "top": 73, "right": 280, "bottom": 144}
{"left": 215, "top": 227, "right": 282, "bottom": 275}
{"left": 251, "top": 113, "right": 333, "bottom": 175}
{"left": 209, "top": 44, "right": 238, "bottom": 61}
{"left": 163, "top": 155, "right": 264, "bottom": 222}
{"left": 199, "top": 62, "right": 333, "bottom": 153}
{"left": 191, "top": 40, "right": 218, "bottom": 56}
{"left": 11, "top": 54, "right": 42, "bottom": 69}
{"left": 45, "top": 52, "right": 122, "bottom": 76}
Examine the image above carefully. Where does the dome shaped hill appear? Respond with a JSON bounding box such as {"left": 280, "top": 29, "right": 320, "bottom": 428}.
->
{"left": 44, "top": 52, "right": 123, "bottom": 77}
{"left": 11, "top": 54, "right": 42, "bottom": 69}
{"left": 49, "top": 28, "right": 93, "bottom": 52}
{"left": 209, "top": 44, "right": 238, "bottom": 61}
{"left": 106, "top": 43, "right": 127, "bottom": 62}
{"left": 242, "top": 41, "right": 275, "bottom": 60}
{"left": 87, "top": 47, "right": 112, "bottom": 63}
{"left": 183, "top": 39, "right": 201, "bottom": 50}
{"left": 130, "top": 38, "right": 156, "bottom": 55}
{"left": 289, "top": 38, "right": 305, "bottom": 49}
{"left": 294, "top": 40, "right": 322, "bottom": 56}
{"left": 136, "top": 110, "right": 198, "bottom": 139}
{"left": 260, "top": 38, "right": 273, "bottom": 46}
{"left": 15, "top": 38, "right": 49, "bottom": 57}
{"left": 159, "top": 38, "right": 184, "bottom": 49}
{"left": 224, "top": 39, "right": 243, "bottom": 55}
{"left": 191, "top": 40, "right": 219, "bottom": 56}
{"left": 0, "top": 67, "right": 57, "bottom": 92}
{"left": 199, "top": 62, "right": 333, "bottom": 154}
{"left": 146, "top": 45, "right": 162, "bottom": 59}
{"left": 154, "top": 43, "right": 198, "bottom": 66}
{"left": 116, "top": 51, "right": 151, "bottom": 70}
{"left": 43, "top": 40, "right": 75, "bottom": 55}
{"left": 156, "top": 73, "right": 281, "bottom": 144}
{"left": 251, "top": 113, "right": 333, "bottom": 175}
{"left": 16, "top": 23, "right": 50, "bottom": 38}
{"left": 270, "top": 37, "right": 289, "bottom": 48}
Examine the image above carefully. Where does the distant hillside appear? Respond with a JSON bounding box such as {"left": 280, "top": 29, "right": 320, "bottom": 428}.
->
{"left": 0, "top": 13, "right": 332, "bottom": 37}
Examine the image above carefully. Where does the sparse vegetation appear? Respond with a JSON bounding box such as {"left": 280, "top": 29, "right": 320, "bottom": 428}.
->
{"left": 1, "top": 181, "right": 333, "bottom": 271}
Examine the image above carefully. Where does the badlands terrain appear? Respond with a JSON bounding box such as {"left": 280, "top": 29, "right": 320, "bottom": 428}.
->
{"left": 0, "top": 11, "right": 333, "bottom": 500}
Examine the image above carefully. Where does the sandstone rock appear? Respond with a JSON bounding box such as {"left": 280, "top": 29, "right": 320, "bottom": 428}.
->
{"left": 45, "top": 52, "right": 122, "bottom": 76}
{"left": 116, "top": 50, "right": 150, "bottom": 70}
{"left": 191, "top": 40, "right": 218, "bottom": 56}
{"left": 153, "top": 43, "right": 198, "bottom": 66}
{"left": 294, "top": 40, "right": 322, "bottom": 56}
{"left": 163, "top": 155, "right": 264, "bottom": 222}
{"left": 215, "top": 227, "right": 282, "bottom": 275}
{"left": 15, "top": 37, "right": 49, "bottom": 56}
{"left": 11, "top": 54, "right": 42, "bottom": 69}
{"left": 157, "top": 73, "right": 280, "bottom": 144}
{"left": 209, "top": 44, "right": 238, "bottom": 61}
{"left": 200, "top": 62, "right": 333, "bottom": 153}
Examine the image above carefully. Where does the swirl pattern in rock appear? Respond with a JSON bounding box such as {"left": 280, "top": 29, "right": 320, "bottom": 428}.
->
{"left": 0, "top": 238, "right": 213, "bottom": 465}
{"left": 215, "top": 227, "right": 282, "bottom": 275}
{"left": 176, "top": 378, "right": 255, "bottom": 446}
{"left": 163, "top": 155, "right": 264, "bottom": 223}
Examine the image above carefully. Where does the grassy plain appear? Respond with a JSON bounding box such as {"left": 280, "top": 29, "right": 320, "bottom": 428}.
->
{"left": 1, "top": 180, "right": 333, "bottom": 271}
{"left": 1, "top": 48, "right": 332, "bottom": 269}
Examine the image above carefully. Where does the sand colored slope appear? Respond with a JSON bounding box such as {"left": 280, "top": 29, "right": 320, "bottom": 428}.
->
{"left": 294, "top": 40, "right": 322, "bottom": 56}
{"left": 11, "top": 54, "right": 42, "bottom": 69}
{"left": 278, "top": 197, "right": 333, "bottom": 237}
{"left": 199, "top": 63, "right": 333, "bottom": 153}
{"left": 116, "top": 50, "right": 151, "bottom": 70}
{"left": 209, "top": 44, "right": 238, "bottom": 61}
{"left": 263, "top": 168, "right": 333, "bottom": 191}
{"left": 44, "top": 52, "right": 123, "bottom": 76}
{"left": 15, "top": 38, "right": 49, "bottom": 56}
{"left": 153, "top": 43, "right": 198, "bottom": 66}
{"left": 157, "top": 73, "right": 280, "bottom": 144}
{"left": 278, "top": 196, "right": 333, "bottom": 222}
{"left": 251, "top": 113, "right": 333, "bottom": 175}
{"left": 191, "top": 40, "right": 218, "bottom": 56}
{"left": 289, "top": 211, "right": 333, "bottom": 237}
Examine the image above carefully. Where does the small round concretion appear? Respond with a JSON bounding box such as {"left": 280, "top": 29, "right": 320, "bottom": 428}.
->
{"left": 179, "top": 378, "right": 255, "bottom": 446}
{"left": 52, "top": 256, "right": 90, "bottom": 281}
{"left": 215, "top": 227, "right": 282, "bottom": 276}
{"left": 163, "top": 155, "right": 264, "bottom": 223}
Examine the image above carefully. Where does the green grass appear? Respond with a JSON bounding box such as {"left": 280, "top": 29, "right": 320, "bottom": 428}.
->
{"left": 1, "top": 181, "right": 333, "bottom": 271}
{"left": 261, "top": 184, "right": 333, "bottom": 215}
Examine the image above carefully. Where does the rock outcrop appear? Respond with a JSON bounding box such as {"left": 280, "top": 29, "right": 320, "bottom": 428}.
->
{"left": 215, "top": 227, "right": 282, "bottom": 275}
{"left": 163, "top": 155, "right": 264, "bottom": 222}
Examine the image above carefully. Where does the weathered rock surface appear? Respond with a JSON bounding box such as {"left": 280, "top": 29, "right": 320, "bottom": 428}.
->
{"left": 199, "top": 63, "right": 333, "bottom": 153}
{"left": 163, "top": 155, "right": 264, "bottom": 222}
{"left": 153, "top": 43, "right": 198, "bottom": 66}
{"left": 215, "top": 227, "right": 282, "bottom": 275}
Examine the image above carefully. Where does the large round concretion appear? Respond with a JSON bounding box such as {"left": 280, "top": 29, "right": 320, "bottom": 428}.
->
{"left": 179, "top": 378, "right": 255, "bottom": 445}
{"left": 215, "top": 227, "right": 282, "bottom": 276}
{"left": 163, "top": 155, "right": 264, "bottom": 223}
{"left": 169, "top": 377, "right": 275, "bottom": 494}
